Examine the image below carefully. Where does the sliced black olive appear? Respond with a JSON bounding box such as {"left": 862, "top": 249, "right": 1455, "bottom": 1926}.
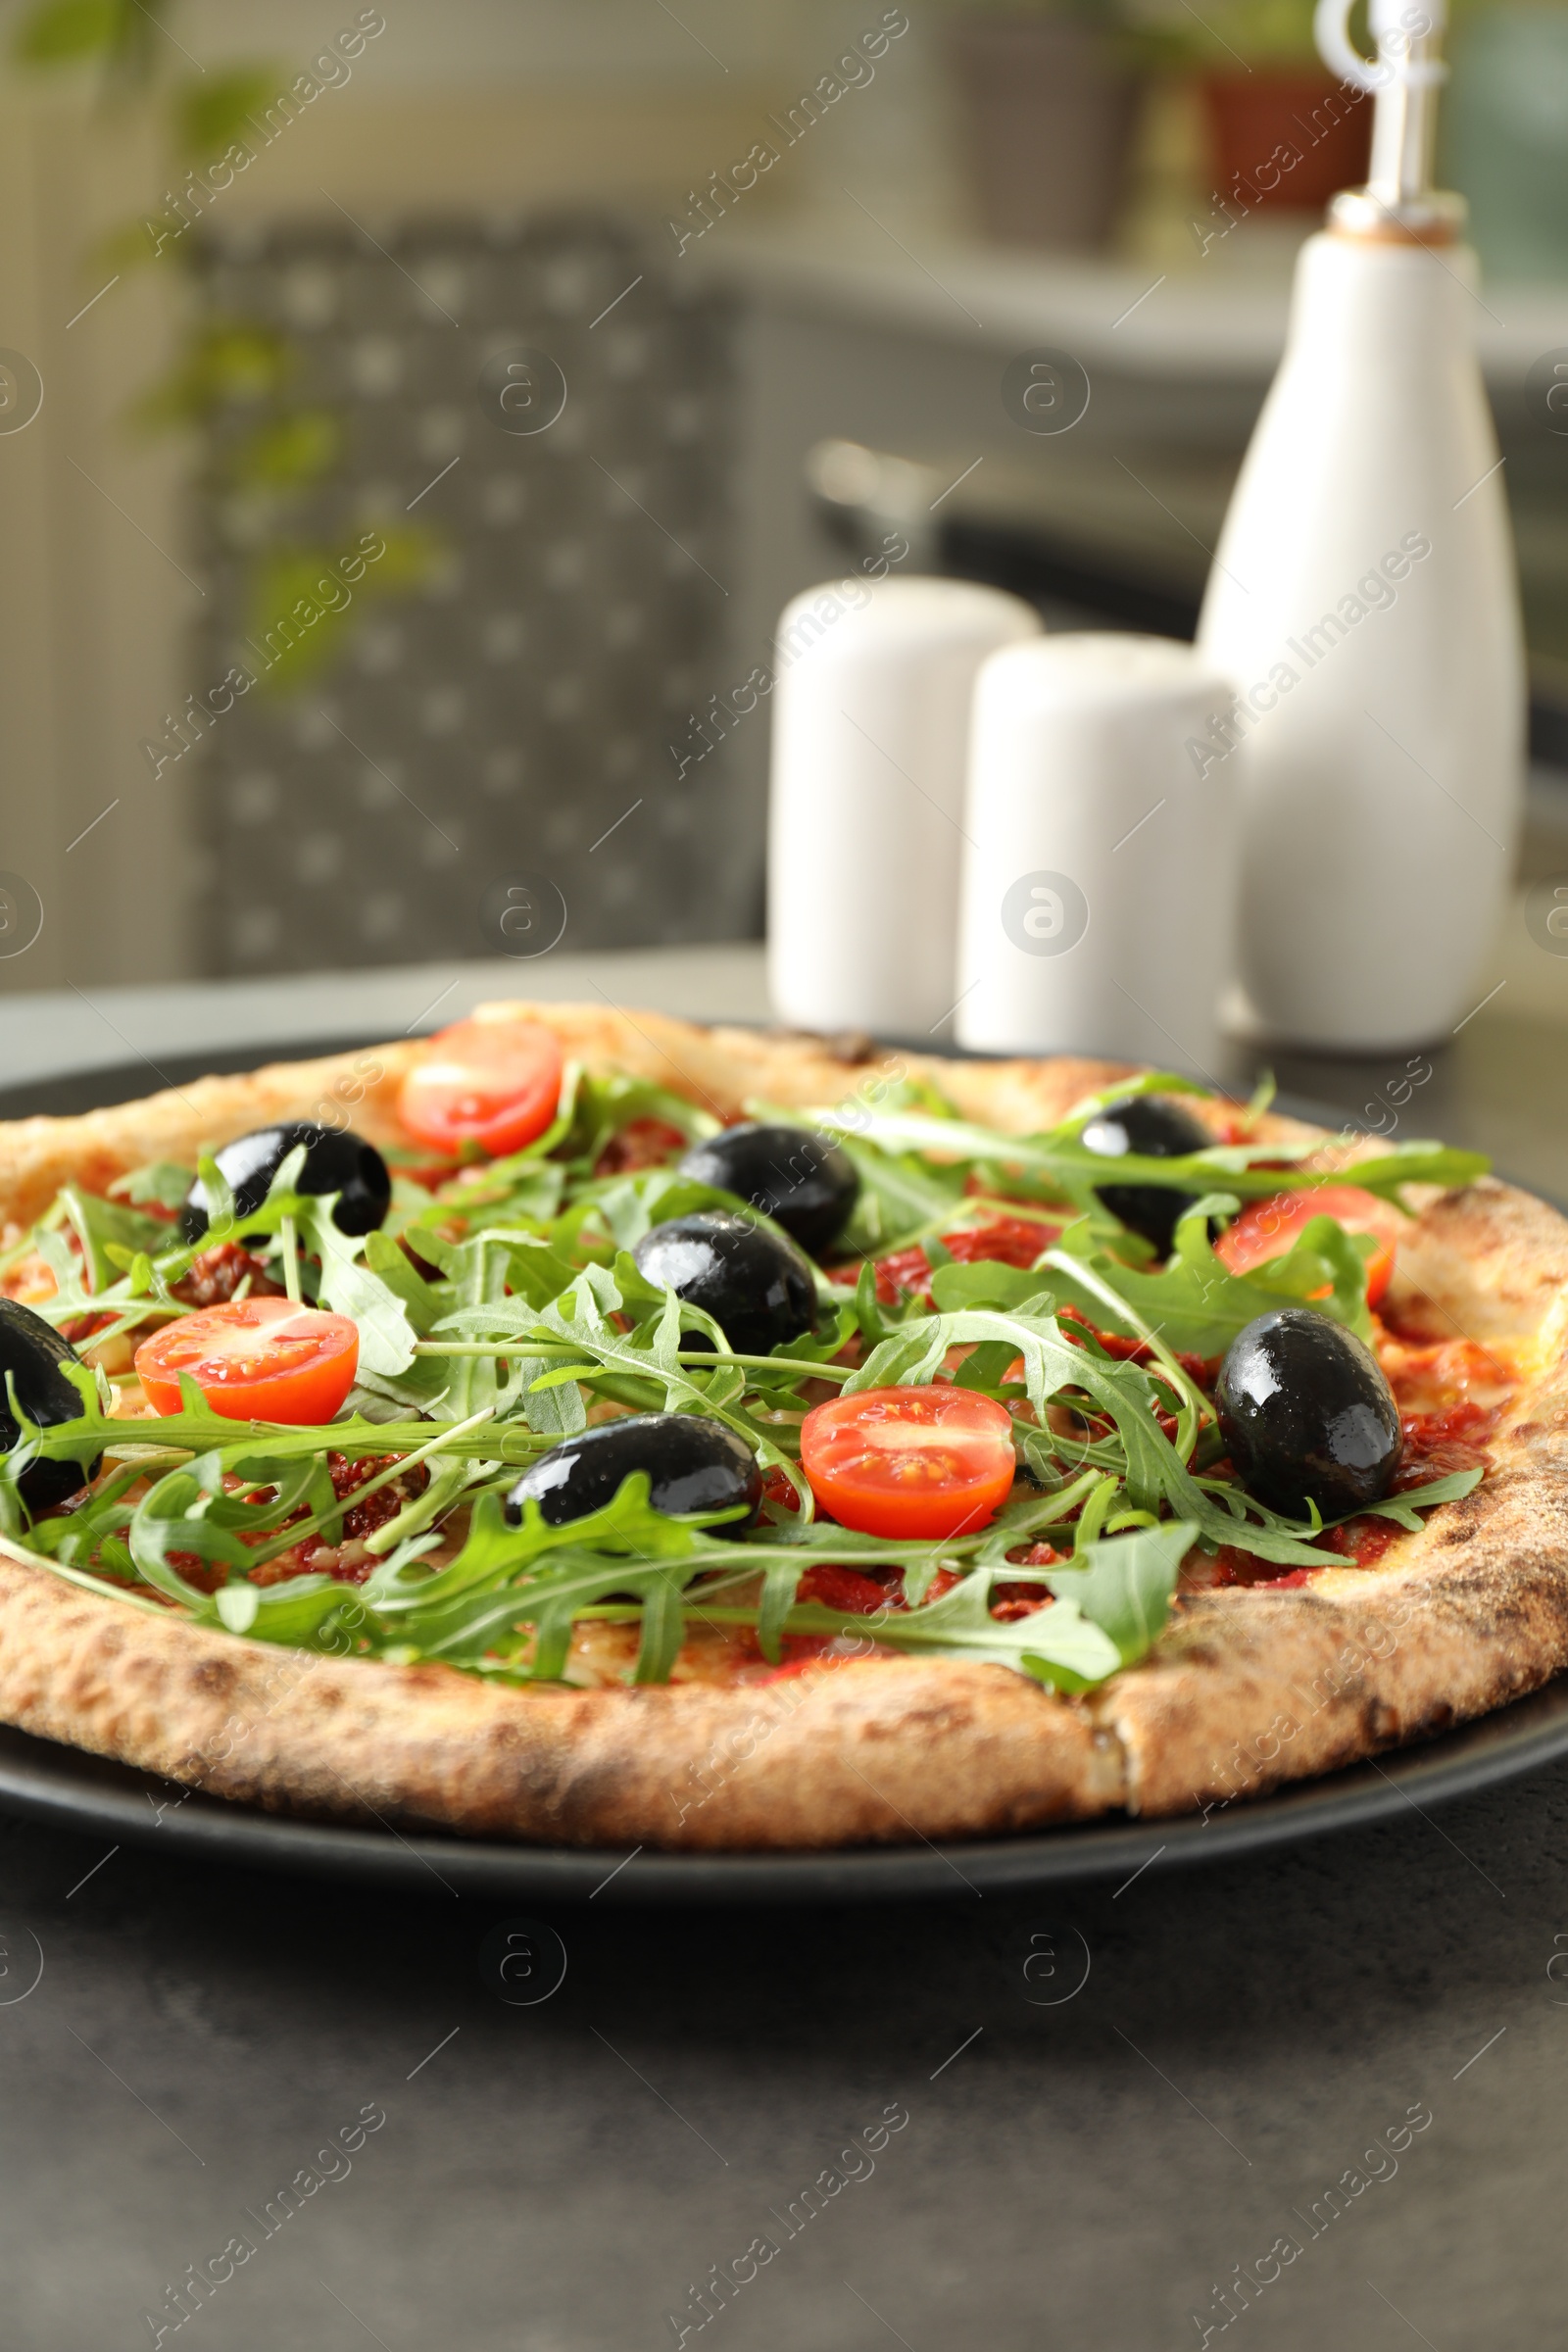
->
{"left": 1079, "top": 1094, "right": 1212, "bottom": 1255}
{"left": 631, "top": 1210, "right": 816, "bottom": 1357}
{"left": 506, "top": 1413, "right": 762, "bottom": 1537}
{"left": 676, "top": 1123, "right": 858, "bottom": 1256}
{"left": 180, "top": 1123, "right": 392, "bottom": 1245}
{"left": 1215, "top": 1306, "right": 1401, "bottom": 1521}
{"left": 0, "top": 1298, "right": 103, "bottom": 1511}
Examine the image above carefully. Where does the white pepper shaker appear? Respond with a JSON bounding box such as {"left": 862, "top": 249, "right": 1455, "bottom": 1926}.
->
{"left": 767, "top": 576, "right": 1040, "bottom": 1038}
{"left": 956, "top": 633, "right": 1238, "bottom": 1072}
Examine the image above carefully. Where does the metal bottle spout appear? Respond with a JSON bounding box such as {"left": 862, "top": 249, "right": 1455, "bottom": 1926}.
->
{"left": 1314, "top": 0, "right": 1466, "bottom": 241}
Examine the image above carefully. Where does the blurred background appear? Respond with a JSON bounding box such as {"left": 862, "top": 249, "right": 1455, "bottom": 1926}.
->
{"left": 1, "top": 0, "right": 1566, "bottom": 1001}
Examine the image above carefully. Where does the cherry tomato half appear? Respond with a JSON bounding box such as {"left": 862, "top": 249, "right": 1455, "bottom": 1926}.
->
{"left": 135, "top": 1297, "right": 360, "bottom": 1423}
{"left": 800, "top": 1387, "right": 1017, "bottom": 1540}
{"left": 1214, "top": 1183, "right": 1402, "bottom": 1307}
{"left": 398, "top": 1017, "right": 564, "bottom": 1160}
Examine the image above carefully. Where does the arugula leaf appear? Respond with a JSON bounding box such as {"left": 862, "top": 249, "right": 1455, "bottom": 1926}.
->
{"left": 1054, "top": 1069, "right": 1214, "bottom": 1127}
{"left": 1331, "top": 1142, "right": 1491, "bottom": 1202}
{"left": 302, "top": 1202, "right": 418, "bottom": 1379}
{"left": 833, "top": 1133, "right": 967, "bottom": 1255}
{"left": 846, "top": 1305, "right": 1187, "bottom": 1517}
{"left": 566, "top": 1170, "right": 746, "bottom": 1254}
{"left": 426, "top": 1256, "right": 795, "bottom": 1487}
{"left": 400, "top": 1157, "right": 566, "bottom": 1241}
{"left": 490, "top": 1232, "right": 581, "bottom": 1309}
{"left": 13, "top": 1366, "right": 543, "bottom": 1479}
{"left": 926, "top": 1191, "right": 1379, "bottom": 1358}
{"left": 847, "top": 1522, "right": 1193, "bottom": 1692}
{"left": 552, "top": 1066, "right": 717, "bottom": 1170}
{"left": 127, "top": 1446, "right": 333, "bottom": 1604}
{"left": 1053, "top": 1200, "right": 1373, "bottom": 1351}
{"left": 371, "top": 1479, "right": 1183, "bottom": 1691}
{"left": 109, "top": 1161, "right": 194, "bottom": 1212}
{"left": 808, "top": 1102, "right": 1489, "bottom": 1215}
{"left": 59, "top": 1185, "right": 174, "bottom": 1293}
{"left": 366, "top": 1475, "right": 748, "bottom": 1680}
{"left": 1353, "top": 1464, "right": 1482, "bottom": 1526}
{"left": 1043, "top": 1520, "right": 1193, "bottom": 1664}
{"left": 856, "top": 1570, "right": 1124, "bottom": 1688}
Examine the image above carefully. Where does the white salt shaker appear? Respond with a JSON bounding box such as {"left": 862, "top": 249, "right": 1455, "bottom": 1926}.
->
{"left": 767, "top": 576, "right": 1040, "bottom": 1037}
{"left": 956, "top": 634, "right": 1238, "bottom": 1072}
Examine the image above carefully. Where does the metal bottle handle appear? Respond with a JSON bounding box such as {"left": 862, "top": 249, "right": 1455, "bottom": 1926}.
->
{"left": 1314, "top": 0, "right": 1449, "bottom": 93}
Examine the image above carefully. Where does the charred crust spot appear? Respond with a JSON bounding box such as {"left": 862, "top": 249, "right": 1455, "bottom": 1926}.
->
{"left": 1436, "top": 1502, "right": 1489, "bottom": 1544}
{"left": 392, "top": 1663, "right": 465, "bottom": 1696}
{"left": 189, "top": 1658, "right": 236, "bottom": 1699}
{"left": 1360, "top": 1696, "right": 1400, "bottom": 1742}
{"left": 773, "top": 1026, "right": 877, "bottom": 1065}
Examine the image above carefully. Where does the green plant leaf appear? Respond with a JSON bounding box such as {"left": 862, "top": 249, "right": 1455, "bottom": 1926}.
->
{"left": 132, "top": 319, "right": 292, "bottom": 431}
{"left": 14, "top": 0, "right": 122, "bottom": 64}
{"left": 244, "top": 526, "right": 436, "bottom": 692}
{"left": 174, "top": 66, "right": 282, "bottom": 160}
{"left": 225, "top": 411, "right": 342, "bottom": 493}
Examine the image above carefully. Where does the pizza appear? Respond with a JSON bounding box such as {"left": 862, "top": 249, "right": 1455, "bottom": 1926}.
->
{"left": 0, "top": 1000, "right": 1560, "bottom": 1853}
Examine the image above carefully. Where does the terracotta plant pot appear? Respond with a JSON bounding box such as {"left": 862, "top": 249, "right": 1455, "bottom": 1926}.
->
{"left": 946, "top": 15, "right": 1141, "bottom": 253}
{"left": 1200, "top": 71, "right": 1374, "bottom": 213}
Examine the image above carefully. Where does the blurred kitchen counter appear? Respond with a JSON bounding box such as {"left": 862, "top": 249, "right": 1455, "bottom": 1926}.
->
{"left": 0, "top": 945, "right": 774, "bottom": 1096}
{"left": 3, "top": 931, "right": 1566, "bottom": 1201}
{"left": 695, "top": 221, "right": 1568, "bottom": 840}
{"left": 695, "top": 220, "right": 1568, "bottom": 380}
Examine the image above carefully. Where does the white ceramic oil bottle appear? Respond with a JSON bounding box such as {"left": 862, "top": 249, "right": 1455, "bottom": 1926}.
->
{"left": 1196, "top": 0, "right": 1524, "bottom": 1050}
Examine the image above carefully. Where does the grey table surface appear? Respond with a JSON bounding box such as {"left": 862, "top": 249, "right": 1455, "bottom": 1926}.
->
{"left": 3, "top": 947, "right": 1568, "bottom": 2352}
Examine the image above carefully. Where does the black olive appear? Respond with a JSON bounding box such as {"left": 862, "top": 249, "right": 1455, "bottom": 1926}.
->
{"left": 506, "top": 1413, "right": 762, "bottom": 1537}
{"left": 1080, "top": 1095, "right": 1212, "bottom": 1255}
{"left": 180, "top": 1123, "right": 392, "bottom": 1245}
{"left": 1215, "top": 1306, "right": 1401, "bottom": 1521}
{"left": 0, "top": 1298, "right": 103, "bottom": 1511}
{"left": 676, "top": 1123, "right": 858, "bottom": 1256}
{"left": 632, "top": 1211, "right": 817, "bottom": 1357}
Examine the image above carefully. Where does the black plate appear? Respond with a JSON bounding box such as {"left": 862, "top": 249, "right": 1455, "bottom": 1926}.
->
{"left": 2, "top": 1683, "right": 1566, "bottom": 1903}
{"left": 0, "top": 1035, "right": 1555, "bottom": 1903}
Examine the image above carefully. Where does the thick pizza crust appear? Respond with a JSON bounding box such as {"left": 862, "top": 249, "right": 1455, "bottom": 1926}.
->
{"left": 0, "top": 1004, "right": 1562, "bottom": 1849}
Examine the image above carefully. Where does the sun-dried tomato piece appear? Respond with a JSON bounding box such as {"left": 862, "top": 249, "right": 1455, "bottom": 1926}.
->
{"left": 593, "top": 1119, "right": 690, "bottom": 1177}
{"left": 826, "top": 1218, "right": 1060, "bottom": 1308}
{"left": 58, "top": 1309, "right": 119, "bottom": 1346}
{"left": 945, "top": 1217, "right": 1060, "bottom": 1269}
{"left": 991, "top": 1587, "right": 1054, "bottom": 1622}
{"left": 325, "top": 1450, "right": 430, "bottom": 1542}
{"left": 794, "top": 1563, "right": 898, "bottom": 1616}
{"left": 170, "top": 1240, "right": 285, "bottom": 1309}
{"left": 1319, "top": 1519, "right": 1401, "bottom": 1566}
{"left": 167, "top": 1548, "right": 224, "bottom": 1594}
